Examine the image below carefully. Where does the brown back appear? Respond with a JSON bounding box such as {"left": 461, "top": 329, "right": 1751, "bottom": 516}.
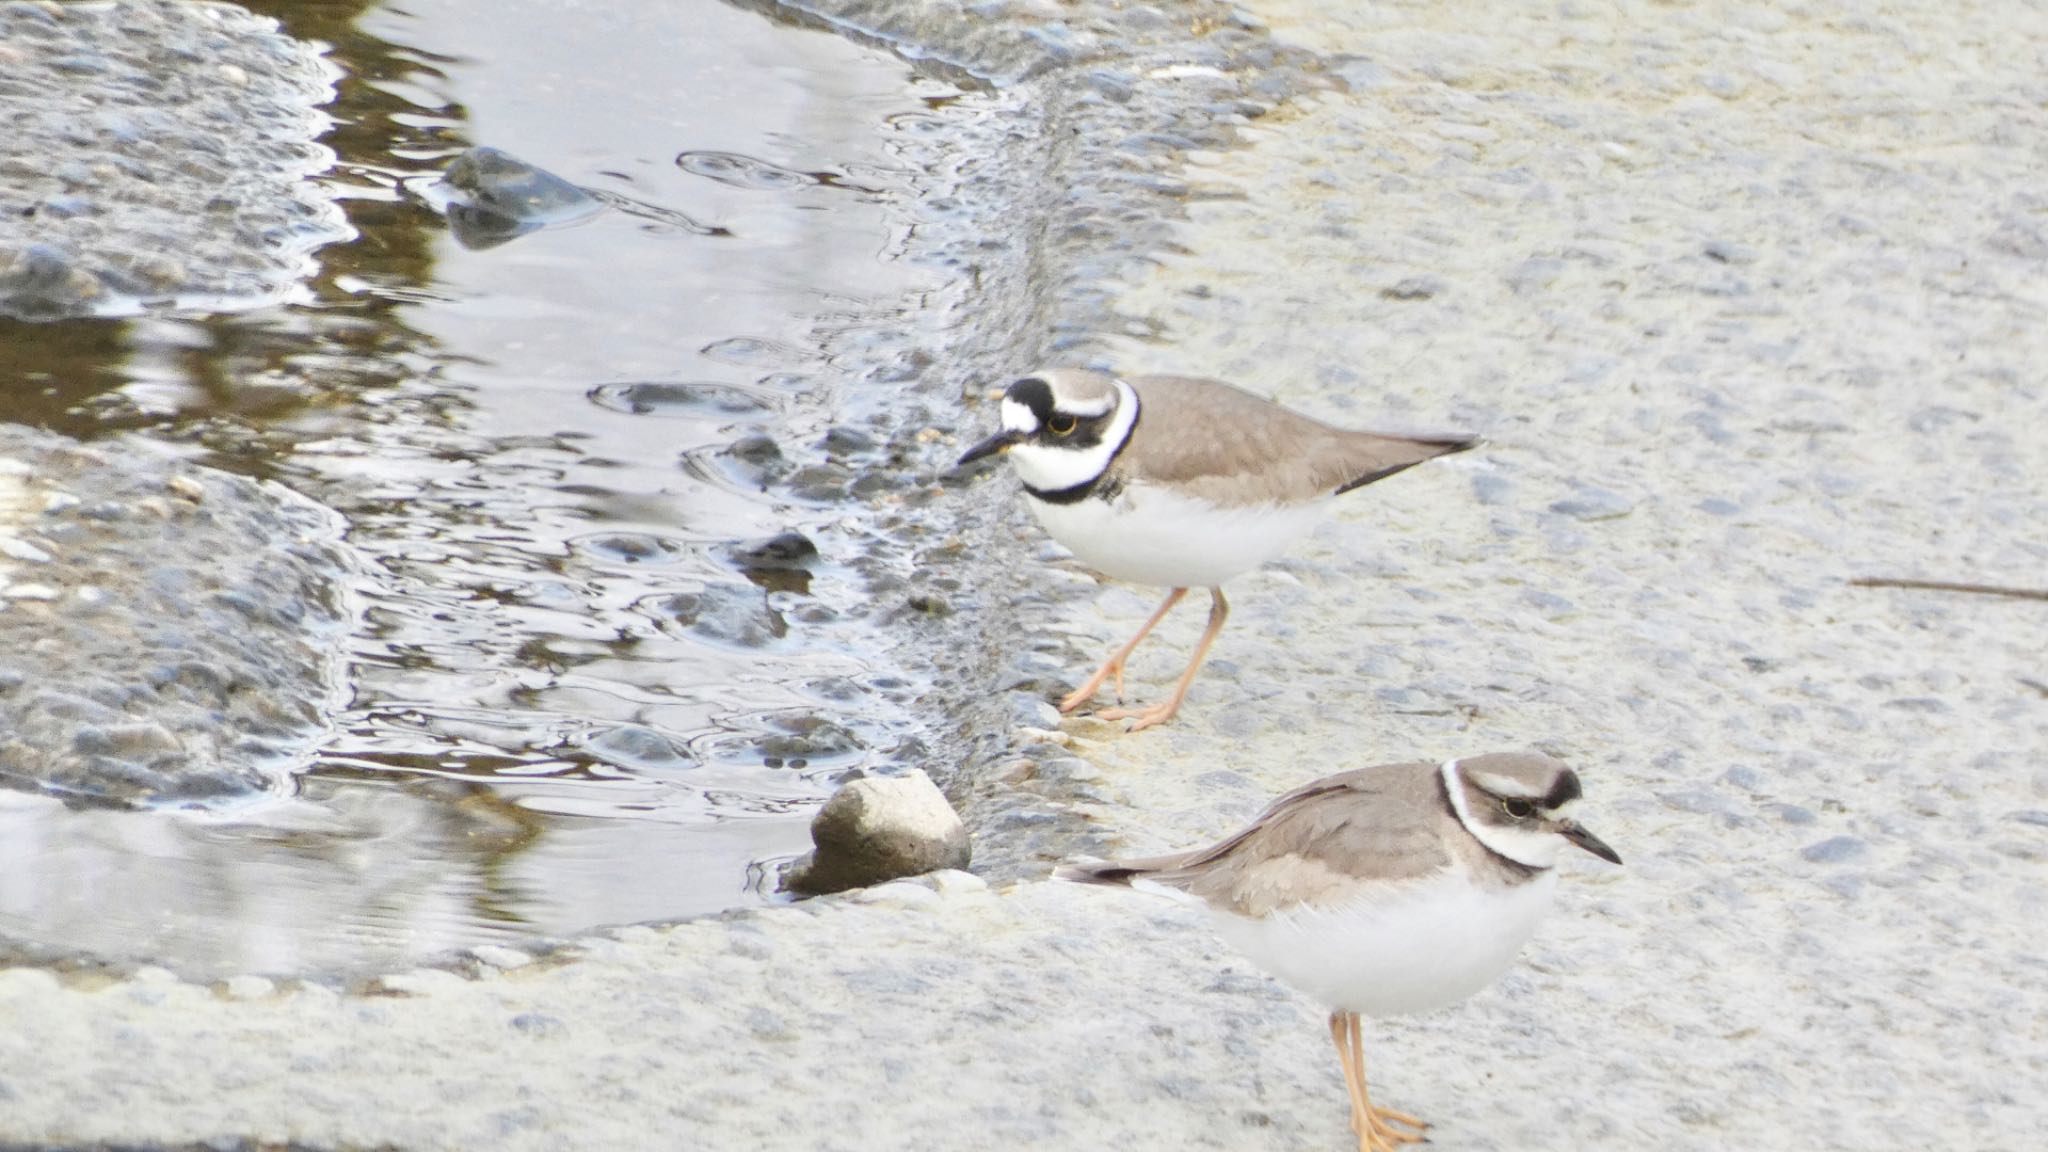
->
{"left": 1121, "top": 375, "right": 1478, "bottom": 507}
{"left": 1061, "top": 762, "right": 1459, "bottom": 918}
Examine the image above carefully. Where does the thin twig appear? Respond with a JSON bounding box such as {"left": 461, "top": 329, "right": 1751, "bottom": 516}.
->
{"left": 1849, "top": 577, "right": 2048, "bottom": 602}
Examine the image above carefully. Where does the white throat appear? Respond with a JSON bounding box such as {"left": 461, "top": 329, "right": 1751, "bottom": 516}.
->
{"left": 1007, "top": 378, "right": 1140, "bottom": 494}
{"left": 1440, "top": 758, "right": 1563, "bottom": 870}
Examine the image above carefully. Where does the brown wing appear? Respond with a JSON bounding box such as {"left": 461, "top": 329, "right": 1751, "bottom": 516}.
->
{"left": 1071, "top": 761, "right": 1455, "bottom": 918}
{"left": 1122, "top": 376, "right": 1478, "bottom": 507}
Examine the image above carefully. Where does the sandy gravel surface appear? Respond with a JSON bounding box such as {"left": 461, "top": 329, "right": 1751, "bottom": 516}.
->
{"left": 1057, "top": 1, "right": 2048, "bottom": 1148}
{"left": 5, "top": 2, "right": 2044, "bottom": 1150}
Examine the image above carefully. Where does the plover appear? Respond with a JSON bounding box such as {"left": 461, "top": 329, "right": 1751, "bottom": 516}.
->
{"left": 1057, "top": 752, "right": 1620, "bottom": 1151}
{"left": 958, "top": 369, "right": 1476, "bottom": 730}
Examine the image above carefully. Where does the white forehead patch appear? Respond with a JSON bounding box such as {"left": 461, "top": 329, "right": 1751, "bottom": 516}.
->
{"left": 1469, "top": 770, "right": 1546, "bottom": 800}
{"left": 1058, "top": 390, "right": 1116, "bottom": 418}
{"left": 1000, "top": 397, "right": 1040, "bottom": 433}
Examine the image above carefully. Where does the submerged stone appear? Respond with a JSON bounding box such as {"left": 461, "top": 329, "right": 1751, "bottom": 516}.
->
{"left": 438, "top": 146, "right": 603, "bottom": 250}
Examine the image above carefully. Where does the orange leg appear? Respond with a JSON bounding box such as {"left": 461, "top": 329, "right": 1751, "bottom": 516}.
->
{"left": 1058, "top": 588, "right": 1187, "bottom": 714}
{"left": 1098, "top": 586, "right": 1228, "bottom": 731}
{"left": 1330, "top": 1012, "right": 1369, "bottom": 1141}
{"left": 1330, "top": 1011, "right": 1427, "bottom": 1152}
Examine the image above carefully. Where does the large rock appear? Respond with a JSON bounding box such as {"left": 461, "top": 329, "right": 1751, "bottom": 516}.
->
{"left": 786, "top": 770, "right": 971, "bottom": 896}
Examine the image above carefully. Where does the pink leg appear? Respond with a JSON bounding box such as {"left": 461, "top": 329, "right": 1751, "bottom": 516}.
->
{"left": 1058, "top": 588, "right": 1188, "bottom": 714}
{"left": 1099, "top": 586, "right": 1228, "bottom": 731}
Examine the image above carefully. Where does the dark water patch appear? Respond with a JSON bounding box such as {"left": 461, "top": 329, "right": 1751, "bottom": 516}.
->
{"left": 570, "top": 530, "right": 690, "bottom": 566}
{"left": 586, "top": 379, "right": 781, "bottom": 421}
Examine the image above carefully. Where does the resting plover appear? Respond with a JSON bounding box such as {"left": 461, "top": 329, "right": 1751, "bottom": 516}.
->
{"left": 1057, "top": 752, "right": 1620, "bottom": 1151}
{"left": 958, "top": 369, "right": 1476, "bottom": 730}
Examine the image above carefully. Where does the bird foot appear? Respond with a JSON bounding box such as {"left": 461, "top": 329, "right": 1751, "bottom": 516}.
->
{"left": 1095, "top": 699, "right": 1179, "bottom": 732}
{"left": 1057, "top": 682, "right": 1113, "bottom": 714}
{"left": 1057, "top": 661, "right": 1126, "bottom": 714}
{"left": 1353, "top": 1107, "right": 1429, "bottom": 1151}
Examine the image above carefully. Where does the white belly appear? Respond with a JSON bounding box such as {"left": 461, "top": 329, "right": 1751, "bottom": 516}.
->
{"left": 1207, "top": 868, "right": 1559, "bottom": 1017}
{"left": 1028, "top": 485, "right": 1327, "bottom": 588}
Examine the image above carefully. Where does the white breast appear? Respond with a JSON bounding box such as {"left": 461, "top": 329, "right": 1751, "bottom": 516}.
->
{"left": 1206, "top": 867, "right": 1560, "bottom": 1017}
{"left": 1028, "top": 483, "right": 1329, "bottom": 588}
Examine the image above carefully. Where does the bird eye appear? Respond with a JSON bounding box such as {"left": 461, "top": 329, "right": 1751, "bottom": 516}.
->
{"left": 1047, "top": 413, "right": 1078, "bottom": 437}
{"left": 1501, "top": 798, "right": 1535, "bottom": 821}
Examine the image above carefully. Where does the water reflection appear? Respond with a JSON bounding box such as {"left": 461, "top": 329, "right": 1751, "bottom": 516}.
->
{"left": 0, "top": 0, "right": 956, "bottom": 976}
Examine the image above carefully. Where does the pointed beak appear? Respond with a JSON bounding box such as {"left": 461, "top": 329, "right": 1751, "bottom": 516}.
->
{"left": 956, "top": 428, "right": 1024, "bottom": 468}
{"left": 1558, "top": 820, "right": 1622, "bottom": 865}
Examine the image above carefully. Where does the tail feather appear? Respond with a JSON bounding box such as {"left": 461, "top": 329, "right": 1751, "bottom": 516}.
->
{"left": 1335, "top": 432, "right": 1482, "bottom": 495}
{"left": 1054, "top": 848, "right": 1196, "bottom": 888}
{"left": 1052, "top": 861, "right": 1146, "bottom": 887}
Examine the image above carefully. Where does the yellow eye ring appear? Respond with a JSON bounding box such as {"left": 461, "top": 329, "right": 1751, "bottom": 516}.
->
{"left": 1501, "top": 798, "right": 1535, "bottom": 821}
{"left": 1047, "top": 413, "right": 1078, "bottom": 437}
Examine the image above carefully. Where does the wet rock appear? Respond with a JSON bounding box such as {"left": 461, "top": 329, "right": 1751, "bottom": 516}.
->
{"left": 651, "top": 584, "right": 786, "bottom": 647}
{"left": 820, "top": 426, "right": 877, "bottom": 455}
{"left": 732, "top": 531, "right": 819, "bottom": 594}
{"left": 755, "top": 712, "right": 863, "bottom": 763}
{"left": 723, "top": 433, "right": 785, "bottom": 467}
{"left": 786, "top": 770, "right": 972, "bottom": 896}
{"left": 730, "top": 531, "right": 819, "bottom": 570}
{"left": 438, "top": 146, "right": 602, "bottom": 250}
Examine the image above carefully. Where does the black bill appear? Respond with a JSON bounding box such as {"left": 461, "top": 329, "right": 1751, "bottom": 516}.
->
{"left": 956, "top": 428, "right": 1023, "bottom": 468}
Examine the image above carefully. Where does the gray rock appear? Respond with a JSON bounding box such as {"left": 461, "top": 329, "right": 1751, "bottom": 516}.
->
{"left": 1801, "top": 836, "right": 1868, "bottom": 863}
{"left": 786, "top": 770, "right": 972, "bottom": 895}
{"left": 1549, "top": 484, "right": 1636, "bottom": 521}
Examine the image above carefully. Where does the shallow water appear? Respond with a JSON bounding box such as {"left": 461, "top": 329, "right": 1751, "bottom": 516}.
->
{"left": 0, "top": 0, "right": 961, "bottom": 976}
